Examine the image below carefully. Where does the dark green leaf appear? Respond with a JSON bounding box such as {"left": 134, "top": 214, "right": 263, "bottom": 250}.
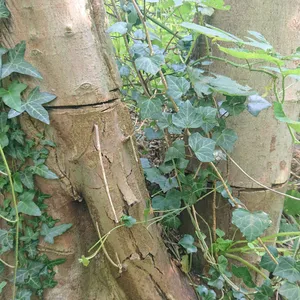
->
{"left": 232, "top": 209, "right": 271, "bottom": 242}
{"left": 107, "top": 22, "right": 128, "bottom": 35}
{"left": 164, "top": 140, "right": 185, "bottom": 162}
{"left": 41, "top": 223, "right": 72, "bottom": 244}
{"left": 172, "top": 100, "right": 203, "bottom": 129}
{"left": 179, "top": 234, "right": 197, "bottom": 254}
{"left": 232, "top": 265, "right": 256, "bottom": 288}
{"left": 196, "top": 285, "right": 216, "bottom": 300}
{"left": 152, "top": 189, "right": 182, "bottom": 211}
{"left": 166, "top": 75, "right": 190, "bottom": 99}
{"left": 137, "top": 98, "right": 162, "bottom": 120}
{"left": 1, "top": 41, "right": 42, "bottom": 79}
{"left": 259, "top": 246, "right": 278, "bottom": 272}
{"left": 212, "top": 129, "right": 238, "bottom": 152}
{"left": 196, "top": 106, "right": 218, "bottom": 133}
{"left": 0, "top": 281, "right": 6, "bottom": 294}
{"left": 221, "top": 96, "right": 247, "bottom": 116}
{"left": 189, "top": 132, "right": 216, "bottom": 162}
{"left": 273, "top": 256, "right": 300, "bottom": 283}
{"left": 33, "top": 164, "right": 58, "bottom": 179}
{"left": 135, "top": 55, "right": 165, "bottom": 75}
{"left": 20, "top": 168, "right": 34, "bottom": 189}
{"left": 121, "top": 215, "right": 136, "bottom": 228}
{"left": 0, "top": 0, "right": 9, "bottom": 19}
{"left": 279, "top": 282, "right": 300, "bottom": 300}
{"left": 0, "top": 81, "right": 27, "bottom": 111}
{"left": 161, "top": 215, "right": 181, "bottom": 229}
{"left": 13, "top": 172, "right": 23, "bottom": 193}
{"left": 15, "top": 289, "right": 32, "bottom": 300}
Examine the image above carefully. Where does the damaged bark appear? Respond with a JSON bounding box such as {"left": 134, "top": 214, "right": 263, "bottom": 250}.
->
{"left": 0, "top": 0, "right": 195, "bottom": 299}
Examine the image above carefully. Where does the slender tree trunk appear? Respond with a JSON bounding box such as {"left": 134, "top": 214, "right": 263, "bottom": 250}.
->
{"left": 0, "top": 1, "right": 196, "bottom": 299}
{"left": 188, "top": 0, "right": 300, "bottom": 282}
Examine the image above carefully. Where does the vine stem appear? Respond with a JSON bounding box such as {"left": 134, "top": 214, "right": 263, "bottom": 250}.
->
{"left": 0, "top": 145, "right": 19, "bottom": 299}
{"left": 225, "top": 253, "right": 268, "bottom": 280}
{"left": 94, "top": 124, "right": 119, "bottom": 223}
{"left": 225, "top": 151, "right": 300, "bottom": 201}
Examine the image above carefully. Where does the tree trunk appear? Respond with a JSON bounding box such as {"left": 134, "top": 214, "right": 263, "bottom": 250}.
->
{"left": 188, "top": 0, "right": 300, "bottom": 282}
{"left": 0, "top": 1, "right": 195, "bottom": 299}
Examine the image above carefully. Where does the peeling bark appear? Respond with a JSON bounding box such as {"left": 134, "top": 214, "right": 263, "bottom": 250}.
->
{"left": 0, "top": 1, "right": 196, "bottom": 299}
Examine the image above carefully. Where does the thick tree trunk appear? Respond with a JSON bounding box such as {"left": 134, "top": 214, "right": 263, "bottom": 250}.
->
{"left": 189, "top": 0, "right": 300, "bottom": 282}
{"left": 0, "top": 1, "right": 195, "bottom": 299}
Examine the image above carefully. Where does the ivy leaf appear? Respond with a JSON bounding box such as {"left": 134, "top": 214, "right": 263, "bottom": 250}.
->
{"left": 32, "top": 164, "right": 58, "bottom": 179}
{"left": 27, "top": 275, "right": 42, "bottom": 290}
{"left": 161, "top": 215, "right": 181, "bottom": 229}
{"left": 259, "top": 246, "right": 278, "bottom": 272}
{"left": 135, "top": 55, "right": 165, "bottom": 75}
{"left": 137, "top": 98, "right": 162, "bottom": 119}
{"left": 201, "top": 0, "right": 230, "bottom": 10}
{"left": 189, "top": 132, "right": 216, "bottom": 162}
{"left": 164, "top": 140, "right": 185, "bottom": 162}
{"left": 274, "top": 101, "right": 300, "bottom": 132}
{"left": 0, "top": 281, "right": 6, "bottom": 293}
{"left": 0, "top": 229, "right": 14, "bottom": 253}
{"left": 15, "top": 289, "right": 32, "bottom": 300}
{"left": 20, "top": 226, "right": 39, "bottom": 243}
{"left": 179, "top": 234, "right": 197, "bottom": 254}
{"left": 279, "top": 282, "right": 300, "bottom": 300}
{"left": 232, "top": 265, "right": 256, "bottom": 288}
{"left": 284, "top": 190, "right": 300, "bottom": 216}
{"left": 41, "top": 223, "right": 72, "bottom": 244}
{"left": 157, "top": 112, "right": 182, "bottom": 134}
{"left": 254, "top": 280, "right": 274, "bottom": 300}
{"left": 181, "top": 22, "right": 241, "bottom": 43}
{"left": 273, "top": 256, "right": 300, "bottom": 283}
{"left": 247, "top": 95, "right": 271, "bottom": 117}
{"left": 107, "top": 22, "right": 128, "bottom": 35}
{"left": 221, "top": 96, "right": 247, "bottom": 115}
{"left": 196, "top": 285, "right": 216, "bottom": 300}
{"left": 20, "top": 168, "right": 34, "bottom": 189}
{"left": 210, "top": 75, "right": 255, "bottom": 96}
{"left": 0, "top": 81, "right": 27, "bottom": 111}
{"left": 172, "top": 100, "right": 203, "bottom": 129}
{"left": 152, "top": 189, "right": 182, "bottom": 211}
{"left": 196, "top": 106, "right": 218, "bottom": 133}
{"left": 18, "top": 190, "right": 41, "bottom": 216}
{"left": 23, "top": 241, "right": 39, "bottom": 259}
{"left": 212, "top": 128, "right": 238, "bottom": 152}
{"left": 121, "top": 215, "right": 136, "bottom": 228}
{"left": 232, "top": 209, "right": 271, "bottom": 242}
{"left": 13, "top": 172, "right": 23, "bottom": 193}
{"left": 0, "top": 0, "right": 9, "bottom": 19}
{"left": 166, "top": 75, "right": 190, "bottom": 100}
{"left": 1, "top": 41, "right": 42, "bottom": 79}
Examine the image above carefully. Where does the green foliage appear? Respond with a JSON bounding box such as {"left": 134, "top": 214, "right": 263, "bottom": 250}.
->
{"left": 0, "top": 39, "right": 71, "bottom": 298}
{"left": 104, "top": 0, "right": 300, "bottom": 297}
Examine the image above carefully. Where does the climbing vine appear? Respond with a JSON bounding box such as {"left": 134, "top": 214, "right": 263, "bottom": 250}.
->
{"left": 0, "top": 4, "right": 72, "bottom": 299}
{"left": 97, "top": 0, "right": 300, "bottom": 299}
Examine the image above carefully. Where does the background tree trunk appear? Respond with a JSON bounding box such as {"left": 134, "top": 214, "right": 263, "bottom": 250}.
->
{"left": 188, "top": 0, "right": 300, "bottom": 282}
{"left": 0, "top": 1, "right": 196, "bottom": 299}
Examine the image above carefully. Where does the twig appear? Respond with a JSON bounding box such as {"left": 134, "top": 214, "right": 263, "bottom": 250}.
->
{"left": 257, "top": 237, "right": 278, "bottom": 265}
{"left": 225, "top": 151, "right": 300, "bottom": 202}
{"left": 130, "top": 136, "right": 139, "bottom": 162}
{"left": 212, "top": 181, "right": 217, "bottom": 243}
{"left": 0, "top": 257, "right": 15, "bottom": 268}
{"left": 94, "top": 124, "right": 119, "bottom": 223}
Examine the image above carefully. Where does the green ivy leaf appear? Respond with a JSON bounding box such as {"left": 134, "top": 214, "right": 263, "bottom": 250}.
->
{"left": 210, "top": 75, "right": 255, "bottom": 96}
{"left": 157, "top": 112, "right": 182, "bottom": 134}
{"left": 0, "top": 81, "right": 27, "bottom": 111}
{"left": 0, "top": 281, "right": 6, "bottom": 294}
{"left": 121, "top": 215, "right": 136, "bottom": 228}
{"left": 196, "top": 106, "right": 218, "bottom": 133}
{"left": 196, "top": 285, "right": 216, "bottom": 300}
{"left": 107, "top": 22, "right": 128, "bottom": 35}
{"left": 161, "top": 215, "right": 181, "bottom": 229}
{"left": 221, "top": 96, "right": 247, "bottom": 115}
{"left": 179, "top": 234, "right": 197, "bottom": 254}
{"left": 18, "top": 190, "right": 41, "bottom": 216}
{"left": 32, "top": 164, "right": 58, "bottom": 179}
{"left": 27, "top": 275, "right": 42, "bottom": 290}
{"left": 166, "top": 75, "right": 190, "bottom": 99}
{"left": 274, "top": 101, "right": 300, "bottom": 132}
{"left": 173, "top": 101, "right": 203, "bottom": 129}
{"left": 254, "top": 280, "right": 274, "bottom": 300}
{"left": 1, "top": 41, "right": 42, "bottom": 79}
{"left": 189, "top": 132, "right": 216, "bottom": 162}
{"left": 232, "top": 209, "right": 271, "bottom": 242}
{"left": 20, "top": 168, "right": 34, "bottom": 189}
{"left": 152, "top": 189, "right": 182, "bottom": 211}
{"left": 135, "top": 55, "right": 165, "bottom": 75}
{"left": 15, "top": 289, "right": 32, "bottom": 300}
{"left": 137, "top": 98, "right": 162, "bottom": 119}
{"left": 13, "top": 172, "right": 23, "bottom": 193}
{"left": 273, "top": 256, "right": 300, "bottom": 283}
{"left": 259, "top": 246, "right": 278, "bottom": 272}
{"left": 164, "top": 140, "right": 185, "bottom": 162}
{"left": 201, "top": 0, "right": 230, "bottom": 10}
{"left": 284, "top": 190, "right": 300, "bottom": 216}
{"left": 20, "top": 226, "right": 39, "bottom": 243}
{"left": 41, "top": 223, "right": 72, "bottom": 244}
{"left": 212, "top": 128, "right": 238, "bottom": 152}
{"left": 0, "top": 0, "right": 9, "bottom": 19}
{"left": 23, "top": 241, "right": 39, "bottom": 259}
{"left": 232, "top": 265, "right": 256, "bottom": 288}
{"left": 279, "top": 282, "right": 300, "bottom": 300}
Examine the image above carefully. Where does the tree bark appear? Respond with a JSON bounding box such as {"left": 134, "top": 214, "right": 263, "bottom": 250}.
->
{"left": 188, "top": 0, "right": 300, "bottom": 283}
{"left": 0, "top": 1, "right": 196, "bottom": 299}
